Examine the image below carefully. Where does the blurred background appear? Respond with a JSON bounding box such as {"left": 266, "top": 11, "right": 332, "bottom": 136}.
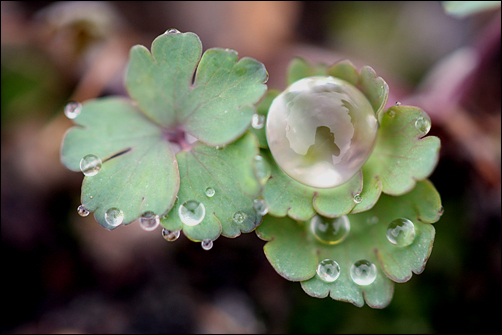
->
{"left": 1, "top": 1, "right": 500, "bottom": 333}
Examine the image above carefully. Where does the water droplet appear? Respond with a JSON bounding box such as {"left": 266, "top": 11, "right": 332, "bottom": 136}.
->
{"left": 350, "top": 260, "right": 377, "bottom": 285}
{"left": 205, "top": 187, "right": 215, "bottom": 198}
{"left": 253, "top": 155, "right": 271, "bottom": 185}
{"left": 77, "top": 205, "right": 89, "bottom": 217}
{"left": 178, "top": 200, "right": 205, "bottom": 226}
{"left": 139, "top": 211, "right": 160, "bottom": 231}
{"left": 395, "top": 101, "right": 401, "bottom": 106}
{"left": 366, "top": 216, "right": 379, "bottom": 225}
{"left": 64, "top": 101, "right": 82, "bottom": 119}
{"left": 266, "top": 76, "right": 378, "bottom": 188}
{"left": 353, "top": 193, "right": 362, "bottom": 204}
{"left": 201, "top": 239, "right": 213, "bottom": 251}
{"left": 253, "top": 198, "right": 268, "bottom": 215}
{"left": 386, "top": 218, "right": 416, "bottom": 247}
{"left": 105, "top": 208, "right": 124, "bottom": 227}
{"left": 415, "top": 116, "right": 431, "bottom": 135}
{"left": 233, "top": 211, "right": 247, "bottom": 224}
{"left": 388, "top": 109, "right": 396, "bottom": 117}
{"left": 80, "top": 154, "right": 102, "bottom": 176}
{"left": 162, "top": 228, "right": 180, "bottom": 242}
{"left": 316, "top": 259, "right": 340, "bottom": 282}
{"left": 310, "top": 215, "right": 350, "bottom": 245}
{"left": 251, "top": 113, "right": 265, "bottom": 129}
{"left": 165, "top": 28, "right": 180, "bottom": 34}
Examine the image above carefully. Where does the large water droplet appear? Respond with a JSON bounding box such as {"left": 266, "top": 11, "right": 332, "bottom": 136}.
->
{"left": 105, "top": 208, "right": 124, "bottom": 227}
{"left": 139, "top": 211, "right": 160, "bottom": 231}
{"left": 386, "top": 218, "right": 416, "bottom": 247}
{"left": 415, "top": 116, "right": 431, "bottom": 135}
{"left": 162, "top": 228, "right": 180, "bottom": 242}
{"left": 201, "top": 239, "right": 213, "bottom": 251}
{"left": 233, "top": 211, "right": 247, "bottom": 224}
{"left": 350, "top": 260, "right": 377, "bottom": 285}
{"left": 251, "top": 113, "right": 265, "bottom": 129}
{"left": 205, "top": 187, "right": 215, "bottom": 198}
{"left": 77, "top": 205, "right": 89, "bottom": 217}
{"left": 253, "top": 198, "right": 268, "bottom": 215}
{"left": 64, "top": 101, "right": 82, "bottom": 119}
{"left": 253, "top": 155, "right": 271, "bottom": 185}
{"left": 316, "top": 259, "right": 340, "bottom": 282}
{"left": 178, "top": 200, "right": 205, "bottom": 226}
{"left": 311, "top": 215, "right": 350, "bottom": 244}
{"left": 80, "top": 154, "right": 102, "bottom": 176}
{"left": 266, "top": 76, "right": 378, "bottom": 188}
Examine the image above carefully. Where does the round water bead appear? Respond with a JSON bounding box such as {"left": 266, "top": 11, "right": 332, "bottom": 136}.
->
{"left": 310, "top": 215, "right": 350, "bottom": 245}
{"left": 162, "top": 228, "right": 180, "bottom": 242}
{"left": 105, "top": 208, "right": 124, "bottom": 227}
{"left": 267, "top": 76, "right": 378, "bottom": 188}
{"left": 251, "top": 113, "right": 265, "bottom": 129}
{"left": 415, "top": 115, "right": 431, "bottom": 135}
{"left": 80, "top": 154, "right": 102, "bottom": 176}
{"left": 205, "top": 187, "right": 215, "bottom": 198}
{"left": 350, "top": 259, "right": 377, "bottom": 285}
{"left": 201, "top": 239, "right": 213, "bottom": 250}
{"left": 233, "top": 211, "right": 246, "bottom": 224}
{"left": 178, "top": 200, "right": 205, "bottom": 226}
{"left": 253, "top": 198, "right": 269, "bottom": 215}
{"left": 253, "top": 155, "right": 271, "bottom": 185}
{"left": 316, "top": 259, "right": 341, "bottom": 282}
{"left": 77, "top": 205, "right": 90, "bottom": 217}
{"left": 139, "top": 211, "right": 160, "bottom": 231}
{"left": 386, "top": 218, "right": 416, "bottom": 247}
{"left": 64, "top": 101, "right": 82, "bottom": 119}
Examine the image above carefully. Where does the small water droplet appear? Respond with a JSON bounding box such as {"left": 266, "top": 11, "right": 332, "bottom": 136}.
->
{"left": 253, "top": 198, "right": 268, "bottom": 215}
{"left": 316, "top": 259, "right": 340, "bottom": 282}
{"left": 80, "top": 154, "right": 102, "bottom": 176}
{"left": 415, "top": 116, "right": 431, "bottom": 135}
{"left": 162, "top": 228, "right": 180, "bottom": 242}
{"left": 233, "top": 211, "right": 246, "bottom": 224}
{"left": 201, "top": 239, "right": 213, "bottom": 251}
{"left": 350, "top": 259, "right": 377, "bottom": 285}
{"left": 64, "top": 101, "right": 82, "bottom": 119}
{"left": 388, "top": 109, "right": 396, "bottom": 117}
{"left": 77, "top": 205, "right": 89, "bottom": 217}
{"left": 311, "top": 215, "right": 350, "bottom": 245}
{"left": 395, "top": 101, "right": 401, "bottom": 106}
{"left": 251, "top": 113, "right": 265, "bottom": 129}
{"left": 266, "top": 76, "right": 378, "bottom": 188}
{"left": 139, "top": 211, "right": 160, "bottom": 231}
{"left": 386, "top": 218, "right": 416, "bottom": 247}
{"left": 178, "top": 200, "right": 205, "bottom": 226}
{"left": 353, "top": 193, "right": 362, "bottom": 204}
{"left": 205, "top": 187, "right": 215, "bottom": 198}
{"left": 253, "top": 155, "right": 271, "bottom": 185}
{"left": 165, "top": 28, "right": 180, "bottom": 34}
{"left": 105, "top": 208, "right": 124, "bottom": 227}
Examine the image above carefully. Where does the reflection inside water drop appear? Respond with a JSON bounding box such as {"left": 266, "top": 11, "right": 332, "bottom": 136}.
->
{"left": 350, "top": 259, "right": 377, "bottom": 285}
{"left": 162, "top": 228, "right": 180, "bottom": 242}
{"left": 178, "top": 200, "right": 205, "bottom": 226}
{"left": 77, "top": 205, "right": 89, "bottom": 217}
{"left": 316, "top": 259, "right": 340, "bottom": 282}
{"left": 139, "top": 211, "right": 160, "bottom": 231}
{"left": 105, "top": 208, "right": 124, "bottom": 227}
{"left": 201, "top": 239, "right": 213, "bottom": 250}
{"left": 386, "top": 218, "right": 416, "bottom": 247}
{"left": 311, "top": 215, "right": 350, "bottom": 244}
{"left": 64, "top": 101, "right": 82, "bottom": 119}
{"left": 205, "top": 187, "right": 215, "bottom": 198}
{"left": 80, "top": 154, "right": 102, "bottom": 176}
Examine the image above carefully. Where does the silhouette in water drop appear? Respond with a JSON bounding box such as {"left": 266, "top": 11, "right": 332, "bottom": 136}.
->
{"left": 303, "top": 126, "right": 340, "bottom": 166}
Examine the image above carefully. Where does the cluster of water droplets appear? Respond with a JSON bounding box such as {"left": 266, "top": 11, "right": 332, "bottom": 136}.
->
{"left": 266, "top": 76, "right": 379, "bottom": 188}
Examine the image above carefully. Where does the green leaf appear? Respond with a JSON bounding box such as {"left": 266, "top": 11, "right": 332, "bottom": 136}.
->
{"left": 256, "top": 179, "right": 442, "bottom": 308}
{"left": 251, "top": 89, "right": 280, "bottom": 149}
{"left": 60, "top": 97, "right": 179, "bottom": 229}
{"left": 125, "top": 31, "right": 268, "bottom": 147}
{"left": 160, "top": 131, "right": 263, "bottom": 242}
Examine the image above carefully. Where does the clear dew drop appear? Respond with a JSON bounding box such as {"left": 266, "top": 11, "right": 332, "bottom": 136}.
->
{"left": 266, "top": 76, "right": 378, "bottom": 188}
{"left": 253, "top": 198, "right": 268, "bottom": 215}
{"left": 162, "top": 228, "right": 180, "bottom": 242}
{"left": 386, "top": 218, "right": 416, "bottom": 247}
{"left": 139, "top": 211, "right": 160, "bottom": 231}
{"left": 178, "top": 200, "right": 205, "bottom": 226}
{"left": 165, "top": 28, "right": 180, "bottom": 34}
{"left": 395, "top": 101, "right": 401, "bottom": 106}
{"left": 415, "top": 116, "right": 431, "bottom": 135}
{"left": 353, "top": 193, "right": 362, "bottom": 204}
{"left": 251, "top": 113, "right": 265, "bottom": 129}
{"left": 80, "top": 154, "right": 102, "bottom": 176}
{"left": 316, "top": 259, "right": 340, "bottom": 282}
{"left": 233, "top": 211, "right": 247, "bottom": 224}
{"left": 77, "top": 205, "right": 89, "bottom": 217}
{"left": 105, "top": 208, "right": 124, "bottom": 227}
{"left": 310, "top": 215, "right": 350, "bottom": 245}
{"left": 253, "top": 155, "right": 271, "bottom": 185}
{"left": 64, "top": 101, "right": 82, "bottom": 119}
{"left": 350, "top": 259, "right": 377, "bottom": 285}
{"left": 205, "top": 187, "right": 215, "bottom": 198}
{"left": 201, "top": 239, "right": 213, "bottom": 251}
